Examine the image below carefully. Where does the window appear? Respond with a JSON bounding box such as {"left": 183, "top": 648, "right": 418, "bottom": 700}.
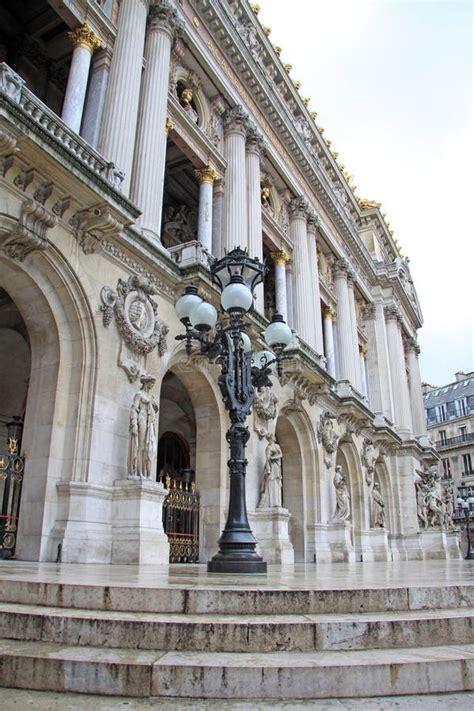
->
{"left": 462, "top": 453, "right": 473, "bottom": 476}
{"left": 439, "top": 430, "right": 447, "bottom": 444}
{"left": 442, "top": 458, "right": 451, "bottom": 478}
{"left": 459, "top": 426, "right": 468, "bottom": 439}
{"left": 435, "top": 404, "right": 448, "bottom": 422}
{"left": 454, "top": 398, "right": 468, "bottom": 417}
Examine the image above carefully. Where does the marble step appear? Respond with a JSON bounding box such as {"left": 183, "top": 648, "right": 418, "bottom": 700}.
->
{"left": 1, "top": 578, "right": 472, "bottom": 615}
{"left": 0, "top": 639, "right": 472, "bottom": 698}
{"left": 0, "top": 602, "right": 472, "bottom": 653}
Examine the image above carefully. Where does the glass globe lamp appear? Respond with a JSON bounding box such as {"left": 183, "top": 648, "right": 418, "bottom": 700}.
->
{"left": 189, "top": 301, "right": 218, "bottom": 331}
{"left": 175, "top": 285, "right": 202, "bottom": 323}
{"left": 221, "top": 275, "right": 253, "bottom": 314}
{"left": 264, "top": 313, "right": 292, "bottom": 349}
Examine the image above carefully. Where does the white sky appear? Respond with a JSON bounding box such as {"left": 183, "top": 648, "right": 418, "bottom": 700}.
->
{"left": 256, "top": 0, "right": 473, "bottom": 386}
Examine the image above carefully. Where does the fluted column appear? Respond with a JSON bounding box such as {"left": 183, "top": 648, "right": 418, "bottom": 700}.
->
{"left": 62, "top": 25, "right": 102, "bottom": 132}
{"left": 99, "top": 0, "right": 148, "bottom": 194}
{"left": 289, "top": 197, "right": 314, "bottom": 346}
{"left": 212, "top": 179, "right": 225, "bottom": 258}
{"left": 271, "top": 251, "right": 290, "bottom": 323}
{"left": 285, "top": 259, "right": 294, "bottom": 329}
{"left": 81, "top": 49, "right": 110, "bottom": 148}
{"left": 347, "top": 272, "right": 362, "bottom": 391}
{"left": 246, "top": 123, "right": 265, "bottom": 311}
{"left": 359, "top": 344, "right": 368, "bottom": 398}
{"left": 406, "top": 337, "right": 427, "bottom": 438}
{"left": 332, "top": 259, "right": 356, "bottom": 382}
{"left": 362, "top": 301, "right": 394, "bottom": 421}
{"left": 385, "top": 305, "right": 413, "bottom": 438}
{"left": 323, "top": 306, "right": 336, "bottom": 377}
{"left": 307, "top": 210, "right": 324, "bottom": 354}
{"left": 131, "top": 3, "right": 182, "bottom": 238}
{"left": 195, "top": 165, "right": 218, "bottom": 253}
{"left": 223, "top": 105, "right": 248, "bottom": 251}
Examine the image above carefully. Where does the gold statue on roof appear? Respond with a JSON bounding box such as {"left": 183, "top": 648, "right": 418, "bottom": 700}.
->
{"left": 358, "top": 198, "right": 381, "bottom": 210}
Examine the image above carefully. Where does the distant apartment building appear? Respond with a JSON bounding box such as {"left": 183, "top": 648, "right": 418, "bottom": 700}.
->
{"left": 424, "top": 372, "right": 474, "bottom": 487}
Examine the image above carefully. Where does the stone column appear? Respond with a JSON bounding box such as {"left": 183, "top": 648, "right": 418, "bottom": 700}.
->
{"left": 359, "top": 344, "right": 368, "bottom": 398}
{"left": 332, "top": 258, "right": 356, "bottom": 382}
{"left": 323, "top": 306, "right": 336, "bottom": 377}
{"left": 347, "top": 272, "right": 362, "bottom": 391}
{"left": 212, "top": 179, "right": 225, "bottom": 258}
{"left": 81, "top": 48, "right": 110, "bottom": 148}
{"left": 363, "top": 301, "right": 394, "bottom": 421}
{"left": 99, "top": 0, "right": 149, "bottom": 194}
{"left": 285, "top": 259, "right": 294, "bottom": 329}
{"left": 406, "top": 337, "right": 428, "bottom": 438}
{"left": 289, "top": 197, "right": 314, "bottom": 346}
{"left": 131, "top": 3, "right": 182, "bottom": 239}
{"left": 195, "top": 165, "right": 218, "bottom": 253}
{"left": 62, "top": 24, "right": 102, "bottom": 133}
{"left": 385, "top": 305, "right": 413, "bottom": 438}
{"left": 307, "top": 210, "right": 324, "bottom": 354}
{"left": 246, "top": 123, "right": 265, "bottom": 312}
{"left": 223, "top": 105, "right": 248, "bottom": 251}
{"left": 271, "top": 251, "right": 290, "bottom": 323}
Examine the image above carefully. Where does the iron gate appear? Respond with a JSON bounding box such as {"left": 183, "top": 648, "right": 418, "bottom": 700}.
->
{"left": 162, "top": 474, "right": 199, "bottom": 563}
{"left": 0, "top": 417, "right": 24, "bottom": 559}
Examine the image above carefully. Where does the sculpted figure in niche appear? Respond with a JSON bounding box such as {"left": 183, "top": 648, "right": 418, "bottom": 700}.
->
{"left": 371, "top": 482, "right": 386, "bottom": 528}
{"left": 258, "top": 434, "right": 283, "bottom": 508}
{"left": 332, "top": 464, "right": 351, "bottom": 521}
{"left": 127, "top": 375, "right": 159, "bottom": 480}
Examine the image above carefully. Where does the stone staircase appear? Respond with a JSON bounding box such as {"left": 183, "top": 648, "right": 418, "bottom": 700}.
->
{"left": 0, "top": 575, "right": 473, "bottom": 699}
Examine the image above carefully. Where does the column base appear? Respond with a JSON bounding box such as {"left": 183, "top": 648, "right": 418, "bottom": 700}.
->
{"left": 445, "top": 530, "right": 462, "bottom": 559}
{"left": 327, "top": 520, "right": 356, "bottom": 562}
{"left": 207, "top": 558, "right": 267, "bottom": 574}
{"left": 419, "top": 527, "right": 449, "bottom": 560}
{"left": 308, "top": 523, "right": 332, "bottom": 563}
{"left": 249, "top": 507, "right": 295, "bottom": 564}
{"left": 111, "top": 479, "right": 169, "bottom": 565}
{"left": 355, "top": 528, "right": 391, "bottom": 562}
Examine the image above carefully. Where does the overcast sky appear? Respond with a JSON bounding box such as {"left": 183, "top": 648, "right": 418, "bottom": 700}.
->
{"left": 257, "top": 0, "right": 473, "bottom": 386}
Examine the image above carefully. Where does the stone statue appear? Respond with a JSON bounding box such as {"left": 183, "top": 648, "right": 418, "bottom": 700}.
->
{"left": 127, "top": 375, "right": 158, "bottom": 480}
{"left": 371, "top": 482, "right": 385, "bottom": 528}
{"left": 253, "top": 386, "right": 278, "bottom": 439}
{"left": 258, "top": 434, "right": 283, "bottom": 508}
{"left": 317, "top": 411, "right": 339, "bottom": 469}
{"left": 415, "top": 464, "right": 446, "bottom": 528}
{"left": 332, "top": 465, "right": 350, "bottom": 521}
{"left": 443, "top": 481, "right": 456, "bottom": 531}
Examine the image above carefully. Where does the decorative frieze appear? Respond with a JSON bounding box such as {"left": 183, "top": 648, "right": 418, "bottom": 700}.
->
{"left": 1, "top": 198, "right": 57, "bottom": 261}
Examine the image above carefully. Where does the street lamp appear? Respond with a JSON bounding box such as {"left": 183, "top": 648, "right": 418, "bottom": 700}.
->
{"left": 175, "top": 247, "right": 292, "bottom": 573}
{"left": 456, "top": 488, "right": 474, "bottom": 560}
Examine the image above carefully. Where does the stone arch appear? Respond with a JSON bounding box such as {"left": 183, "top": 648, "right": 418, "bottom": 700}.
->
{"left": 275, "top": 406, "right": 319, "bottom": 562}
{"left": 0, "top": 247, "right": 97, "bottom": 560}
{"left": 157, "top": 351, "right": 227, "bottom": 562}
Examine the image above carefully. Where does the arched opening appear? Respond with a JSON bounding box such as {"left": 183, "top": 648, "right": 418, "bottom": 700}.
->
{"left": 157, "top": 361, "right": 226, "bottom": 561}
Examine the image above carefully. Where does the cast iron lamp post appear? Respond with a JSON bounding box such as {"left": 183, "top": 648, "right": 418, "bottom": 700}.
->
{"left": 174, "top": 247, "right": 292, "bottom": 574}
{"left": 456, "top": 488, "right": 474, "bottom": 560}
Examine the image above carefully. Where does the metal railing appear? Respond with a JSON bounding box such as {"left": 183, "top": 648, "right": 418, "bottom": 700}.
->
{"left": 435, "top": 432, "right": 474, "bottom": 450}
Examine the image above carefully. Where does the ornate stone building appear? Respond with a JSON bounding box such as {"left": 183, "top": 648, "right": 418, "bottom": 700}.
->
{"left": 0, "top": 0, "right": 460, "bottom": 565}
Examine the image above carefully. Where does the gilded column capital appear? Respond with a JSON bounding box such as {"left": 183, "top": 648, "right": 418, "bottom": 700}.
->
{"left": 359, "top": 343, "right": 368, "bottom": 357}
{"left": 222, "top": 105, "right": 248, "bottom": 136}
{"left": 324, "top": 305, "right": 336, "bottom": 320}
{"left": 332, "top": 258, "right": 350, "bottom": 279}
{"left": 195, "top": 164, "right": 218, "bottom": 185}
{"left": 288, "top": 195, "right": 309, "bottom": 220}
{"left": 245, "top": 122, "right": 265, "bottom": 155}
{"left": 271, "top": 250, "right": 290, "bottom": 267}
{"left": 148, "top": 0, "right": 184, "bottom": 39}
{"left": 68, "top": 24, "right": 103, "bottom": 53}
{"left": 384, "top": 304, "right": 401, "bottom": 323}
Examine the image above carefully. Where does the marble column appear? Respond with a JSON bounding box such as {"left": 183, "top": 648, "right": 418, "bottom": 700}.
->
{"left": 332, "top": 258, "right": 356, "bottom": 383}
{"left": 212, "top": 179, "right": 225, "bottom": 258}
{"left": 323, "top": 306, "right": 336, "bottom": 377}
{"left": 285, "top": 259, "right": 294, "bottom": 329}
{"left": 223, "top": 105, "right": 248, "bottom": 252}
{"left": 195, "top": 165, "right": 218, "bottom": 253}
{"left": 359, "top": 344, "right": 368, "bottom": 398}
{"left": 307, "top": 210, "right": 324, "bottom": 354}
{"left": 62, "top": 25, "right": 102, "bottom": 133}
{"left": 363, "top": 301, "right": 394, "bottom": 421}
{"left": 385, "top": 305, "right": 413, "bottom": 438}
{"left": 271, "top": 251, "right": 290, "bottom": 323}
{"left": 406, "top": 337, "right": 427, "bottom": 438}
{"left": 131, "top": 3, "right": 182, "bottom": 239}
{"left": 347, "top": 272, "right": 362, "bottom": 391}
{"left": 289, "top": 197, "right": 314, "bottom": 347}
{"left": 81, "top": 49, "right": 110, "bottom": 148}
{"left": 246, "top": 123, "right": 265, "bottom": 312}
{"left": 99, "top": 0, "right": 148, "bottom": 194}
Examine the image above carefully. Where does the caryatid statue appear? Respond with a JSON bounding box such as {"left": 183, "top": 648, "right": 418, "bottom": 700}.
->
{"left": 258, "top": 434, "right": 283, "bottom": 508}
{"left": 127, "top": 374, "right": 159, "bottom": 480}
{"left": 371, "top": 482, "right": 386, "bottom": 528}
{"left": 332, "top": 464, "right": 351, "bottom": 521}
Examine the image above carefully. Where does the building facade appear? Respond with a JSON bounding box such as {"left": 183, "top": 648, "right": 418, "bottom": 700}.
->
{"left": 424, "top": 372, "right": 474, "bottom": 489}
{"left": 0, "top": 0, "right": 460, "bottom": 565}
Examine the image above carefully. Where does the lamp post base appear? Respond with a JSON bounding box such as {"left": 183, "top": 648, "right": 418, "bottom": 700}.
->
{"left": 207, "top": 558, "right": 267, "bottom": 574}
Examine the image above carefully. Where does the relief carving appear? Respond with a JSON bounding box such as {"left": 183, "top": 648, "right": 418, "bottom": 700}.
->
{"left": 1, "top": 198, "right": 56, "bottom": 261}
{"left": 317, "top": 410, "right": 340, "bottom": 469}
{"left": 253, "top": 386, "right": 278, "bottom": 439}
